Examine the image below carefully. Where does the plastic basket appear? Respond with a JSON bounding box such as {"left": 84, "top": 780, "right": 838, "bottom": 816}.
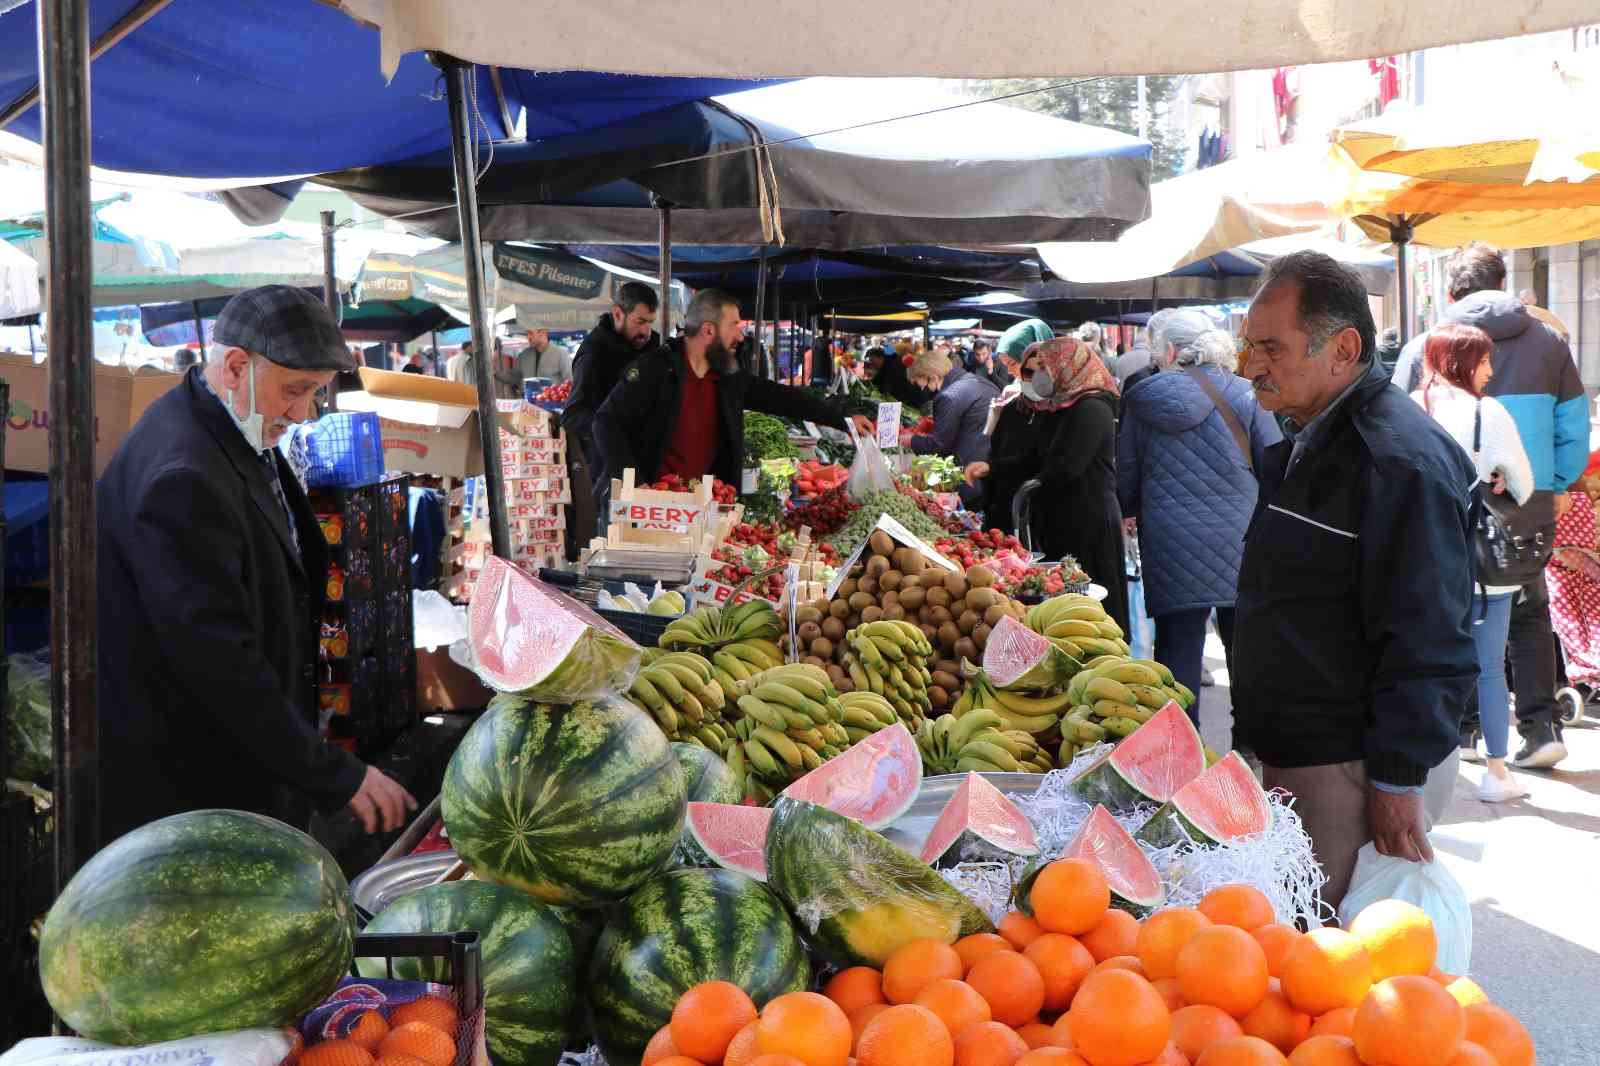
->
{"left": 305, "top": 412, "right": 385, "bottom": 488}
{"left": 537, "top": 566, "right": 678, "bottom": 647}
{"left": 338, "top": 932, "right": 486, "bottom": 1066}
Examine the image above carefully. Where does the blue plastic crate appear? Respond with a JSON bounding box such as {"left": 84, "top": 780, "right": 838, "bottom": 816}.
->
{"left": 304, "top": 412, "right": 385, "bottom": 488}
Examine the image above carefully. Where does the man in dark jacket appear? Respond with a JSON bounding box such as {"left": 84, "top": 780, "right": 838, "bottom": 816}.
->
{"left": 904, "top": 345, "right": 1000, "bottom": 508}
{"left": 1390, "top": 243, "right": 1585, "bottom": 769}
{"left": 595, "top": 289, "right": 873, "bottom": 490}
{"left": 969, "top": 340, "right": 1012, "bottom": 390}
{"left": 97, "top": 286, "right": 415, "bottom": 846}
{"left": 1234, "top": 252, "right": 1477, "bottom": 909}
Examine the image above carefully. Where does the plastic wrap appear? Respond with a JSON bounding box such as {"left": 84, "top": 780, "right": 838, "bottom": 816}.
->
{"left": 982, "top": 616, "right": 1075, "bottom": 691}
{"left": 3, "top": 650, "right": 51, "bottom": 782}
{"left": 467, "top": 556, "right": 642, "bottom": 700}
{"left": 0, "top": 1030, "right": 296, "bottom": 1066}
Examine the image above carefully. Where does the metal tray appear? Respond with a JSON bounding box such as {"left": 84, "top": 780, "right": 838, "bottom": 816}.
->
{"left": 352, "top": 849, "right": 461, "bottom": 918}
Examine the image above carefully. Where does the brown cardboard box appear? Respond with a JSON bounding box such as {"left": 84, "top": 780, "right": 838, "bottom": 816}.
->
{"left": 335, "top": 367, "right": 487, "bottom": 477}
{"left": 414, "top": 646, "right": 494, "bottom": 712}
{"left": 0, "top": 354, "right": 183, "bottom": 475}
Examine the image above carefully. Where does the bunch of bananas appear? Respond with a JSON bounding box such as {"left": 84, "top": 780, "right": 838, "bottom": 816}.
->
{"left": 1025, "top": 594, "right": 1131, "bottom": 661}
{"left": 916, "top": 709, "right": 1051, "bottom": 775}
{"left": 721, "top": 663, "right": 851, "bottom": 803}
{"left": 838, "top": 691, "right": 899, "bottom": 744}
{"left": 1056, "top": 656, "right": 1195, "bottom": 762}
{"left": 705, "top": 638, "right": 786, "bottom": 696}
{"left": 661, "top": 601, "right": 781, "bottom": 655}
{"left": 952, "top": 668, "right": 1073, "bottom": 735}
{"left": 624, "top": 651, "right": 731, "bottom": 747}
{"left": 841, "top": 620, "right": 934, "bottom": 728}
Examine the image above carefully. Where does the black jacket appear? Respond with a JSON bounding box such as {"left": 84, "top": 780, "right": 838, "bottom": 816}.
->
{"left": 564, "top": 313, "right": 664, "bottom": 466}
{"left": 872, "top": 354, "right": 938, "bottom": 409}
{"left": 96, "top": 369, "right": 366, "bottom": 844}
{"left": 594, "top": 340, "right": 850, "bottom": 488}
{"left": 1232, "top": 360, "right": 1478, "bottom": 786}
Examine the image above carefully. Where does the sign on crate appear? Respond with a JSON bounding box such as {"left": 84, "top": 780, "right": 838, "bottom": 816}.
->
{"left": 875, "top": 401, "right": 902, "bottom": 450}
{"left": 595, "top": 469, "right": 738, "bottom": 554}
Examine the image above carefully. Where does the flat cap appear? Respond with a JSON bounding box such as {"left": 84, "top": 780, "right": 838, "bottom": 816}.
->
{"left": 214, "top": 285, "right": 357, "bottom": 372}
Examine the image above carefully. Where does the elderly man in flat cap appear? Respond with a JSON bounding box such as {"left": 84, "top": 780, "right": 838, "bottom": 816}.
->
{"left": 97, "top": 286, "right": 415, "bottom": 845}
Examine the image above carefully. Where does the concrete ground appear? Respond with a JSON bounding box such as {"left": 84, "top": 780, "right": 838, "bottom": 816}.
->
{"left": 1201, "top": 630, "right": 1600, "bottom": 1066}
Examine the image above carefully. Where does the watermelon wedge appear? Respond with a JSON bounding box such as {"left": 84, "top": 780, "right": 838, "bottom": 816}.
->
{"left": 1136, "top": 752, "right": 1270, "bottom": 848}
{"left": 781, "top": 722, "right": 922, "bottom": 830}
{"left": 982, "top": 616, "right": 1076, "bottom": 691}
{"left": 1067, "top": 702, "right": 1204, "bottom": 811}
{"left": 1062, "top": 805, "right": 1165, "bottom": 912}
{"left": 685, "top": 802, "right": 772, "bottom": 881}
{"left": 469, "top": 557, "right": 643, "bottom": 700}
{"left": 919, "top": 773, "right": 1039, "bottom": 866}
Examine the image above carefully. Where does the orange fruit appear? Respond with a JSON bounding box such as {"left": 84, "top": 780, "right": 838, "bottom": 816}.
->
{"left": 885, "top": 941, "right": 966, "bottom": 1005}
{"left": 1285, "top": 1036, "right": 1359, "bottom": 1066}
{"left": 1170, "top": 1005, "right": 1243, "bottom": 1062}
{"left": 377, "top": 1024, "right": 454, "bottom": 1066}
{"left": 1239, "top": 989, "right": 1310, "bottom": 1054}
{"left": 1176, "top": 926, "right": 1270, "bottom": 1019}
{"left": 758, "top": 992, "right": 855, "bottom": 1066}
{"left": 1092, "top": 955, "right": 1147, "bottom": 978}
{"left": 1140, "top": 1048, "right": 1188, "bottom": 1066}
{"left": 673, "top": 981, "right": 759, "bottom": 1062}
{"left": 1462, "top": 1003, "right": 1535, "bottom": 1066}
{"left": 828, "top": 968, "right": 889, "bottom": 1014}
{"left": 1025, "top": 934, "right": 1097, "bottom": 1013}
{"left": 1080, "top": 910, "right": 1140, "bottom": 963}
{"left": 644, "top": 1026, "right": 685, "bottom": 1066}
{"left": 1152, "top": 978, "right": 1186, "bottom": 1012}
{"left": 301, "top": 1041, "right": 375, "bottom": 1066}
{"left": 1278, "top": 930, "right": 1371, "bottom": 1016}
{"left": 1444, "top": 1043, "right": 1500, "bottom": 1066}
{"left": 373, "top": 1056, "right": 432, "bottom": 1066}
{"left": 1352, "top": 975, "right": 1465, "bottom": 1066}
{"left": 956, "top": 934, "right": 1018, "bottom": 973}
{"left": 915, "top": 979, "right": 993, "bottom": 1037}
{"left": 654, "top": 1058, "right": 709, "bottom": 1066}
{"left": 849, "top": 1005, "right": 893, "bottom": 1054}
{"left": 965, "top": 950, "right": 1047, "bottom": 1028}
{"left": 1000, "top": 913, "right": 1047, "bottom": 950}
{"left": 1015, "top": 1051, "right": 1088, "bottom": 1066}
{"left": 389, "top": 997, "right": 459, "bottom": 1035}
{"left": 1306, "top": 1010, "right": 1354, "bottom": 1040}
{"left": 1347, "top": 900, "right": 1437, "bottom": 981}
{"left": 1198, "top": 887, "right": 1275, "bottom": 931}
{"left": 856, "top": 1004, "right": 956, "bottom": 1066}
{"left": 726, "top": 1022, "right": 763, "bottom": 1066}
{"left": 1017, "top": 1024, "right": 1060, "bottom": 1050}
{"left": 955, "top": 1022, "right": 1032, "bottom": 1066}
{"left": 347, "top": 1011, "right": 391, "bottom": 1054}
{"left": 1138, "top": 909, "right": 1213, "bottom": 981}
{"left": 1192, "top": 1036, "right": 1287, "bottom": 1066}
{"left": 747, "top": 1057, "right": 807, "bottom": 1066}
{"left": 1030, "top": 860, "right": 1110, "bottom": 935}
{"left": 1249, "top": 926, "right": 1299, "bottom": 980}
{"left": 1068, "top": 969, "right": 1171, "bottom": 1066}
{"left": 1443, "top": 978, "right": 1489, "bottom": 1010}
{"left": 1050, "top": 1014, "right": 1075, "bottom": 1049}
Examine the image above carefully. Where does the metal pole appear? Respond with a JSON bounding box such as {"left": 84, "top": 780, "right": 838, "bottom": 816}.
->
{"left": 320, "top": 209, "right": 338, "bottom": 311}
{"left": 41, "top": 0, "right": 99, "bottom": 878}
{"left": 1392, "top": 216, "right": 1414, "bottom": 343}
{"left": 433, "top": 53, "right": 510, "bottom": 558}
{"left": 752, "top": 245, "right": 769, "bottom": 379}
{"left": 655, "top": 196, "right": 674, "bottom": 339}
{"left": 190, "top": 299, "right": 205, "bottom": 350}
{"left": 769, "top": 279, "right": 781, "bottom": 380}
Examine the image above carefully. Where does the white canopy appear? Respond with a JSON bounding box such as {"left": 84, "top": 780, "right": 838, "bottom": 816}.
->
{"left": 0, "top": 237, "right": 40, "bottom": 318}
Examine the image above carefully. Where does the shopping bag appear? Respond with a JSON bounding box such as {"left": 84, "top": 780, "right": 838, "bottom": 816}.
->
{"left": 846, "top": 424, "right": 896, "bottom": 499}
{"left": 1337, "top": 843, "right": 1472, "bottom": 975}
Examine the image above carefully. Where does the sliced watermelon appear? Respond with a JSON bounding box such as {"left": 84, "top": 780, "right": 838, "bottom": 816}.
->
{"left": 685, "top": 802, "right": 772, "bottom": 880}
{"left": 1061, "top": 805, "right": 1165, "bottom": 913}
{"left": 1136, "top": 753, "right": 1271, "bottom": 849}
{"left": 919, "top": 773, "right": 1039, "bottom": 866}
{"left": 1068, "top": 702, "right": 1204, "bottom": 811}
{"left": 468, "top": 557, "right": 642, "bottom": 700}
{"left": 781, "top": 722, "right": 922, "bottom": 830}
{"left": 982, "top": 616, "right": 1075, "bottom": 691}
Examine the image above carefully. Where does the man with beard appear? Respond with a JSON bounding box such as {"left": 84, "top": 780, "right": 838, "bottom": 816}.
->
{"left": 596, "top": 289, "right": 874, "bottom": 490}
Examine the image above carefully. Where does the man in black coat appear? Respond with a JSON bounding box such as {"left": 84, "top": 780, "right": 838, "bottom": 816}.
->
{"left": 97, "top": 286, "right": 415, "bottom": 846}
{"left": 1233, "top": 252, "right": 1477, "bottom": 909}
{"left": 595, "top": 289, "right": 874, "bottom": 490}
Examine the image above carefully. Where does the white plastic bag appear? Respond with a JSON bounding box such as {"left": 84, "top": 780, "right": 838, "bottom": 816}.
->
{"left": 0, "top": 1029, "right": 295, "bottom": 1066}
{"left": 1337, "top": 843, "right": 1472, "bottom": 975}
{"left": 846, "top": 427, "right": 896, "bottom": 499}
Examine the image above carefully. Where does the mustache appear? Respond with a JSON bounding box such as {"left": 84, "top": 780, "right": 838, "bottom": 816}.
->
{"left": 1251, "top": 377, "right": 1281, "bottom": 394}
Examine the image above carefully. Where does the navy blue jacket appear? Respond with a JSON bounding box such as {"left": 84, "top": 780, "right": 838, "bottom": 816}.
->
{"left": 1232, "top": 360, "right": 1478, "bottom": 787}
{"left": 1116, "top": 364, "right": 1281, "bottom": 615}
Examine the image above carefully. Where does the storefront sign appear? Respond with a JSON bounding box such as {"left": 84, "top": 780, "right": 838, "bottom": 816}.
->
{"left": 492, "top": 244, "right": 607, "bottom": 300}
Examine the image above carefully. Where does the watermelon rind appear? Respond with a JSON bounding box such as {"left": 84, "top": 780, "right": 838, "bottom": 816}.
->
{"left": 765, "top": 795, "right": 994, "bottom": 967}
{"left": 780, "top": 721, "right": 922, "bottom": 830}
{"left": 587, "top": 868, "right": 811, "bottom": 1066}
{"left": 358, "top": 881, "right": 575, "bottom": 1066}
{"left": 983, "top": 616, "right": 1076, "bottom": 691}
{"left": 442, "top": 693, "right": 686, "bottom": 907}
{"left": 1136, "top": 752, "right": 1270, "bottom": 849}
{"left": 1068, "top": 703, "right": 1204, "bottom": 811}
{"left": 919, "top": 772, "right": 1040, "bottom": 866}
{"left": 685, "top": 801, "right": 772, "bottom": 880}
{"left": 673, "top": 742, "right": 743, "bottom": 804}
{"left": 39, "top": 810, "right": 354, "bottom": 1045}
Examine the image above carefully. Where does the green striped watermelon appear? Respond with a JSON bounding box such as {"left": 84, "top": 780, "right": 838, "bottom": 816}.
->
{"left": 673, "top": 742, "right": 742, "bottom": 804}
{"left": 443, "top": 693, "right": 686, "bottom": 907}
{"left": 358, "top": 881, "right": 574, "bottom": 1066}
{"left": 588, "top": 868, "right": 811, "bottom": 1066}
{"left": 38, "top": 810, "right": 354, "bottom": 1045}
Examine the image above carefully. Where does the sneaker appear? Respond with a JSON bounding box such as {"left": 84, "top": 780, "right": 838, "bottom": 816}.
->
{"left": 1476, "top": 771, "right": 1528, "bottom": 803}
{"left": 1510, "top": 728, "right": 1568, "bottom": 770}
{"left": 1200, "top": 671, "right": 1216, "bottom": 688}
{"left": 1459, "top": 727, "right": 1483, "bottom": 764}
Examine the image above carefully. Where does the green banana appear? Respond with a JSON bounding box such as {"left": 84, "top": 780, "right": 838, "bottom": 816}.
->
{"left": 1083, "top": 676, "right": 1136, "bottom": 705}
{"left": 742, "top": 736, "right": 781, "bottom": 777}
{"left": 954, "top": 708, "right": 1006, "bottom": 745}
{"left": 753, "top": 726, "right": 804, "bottom": 770}
{"left": 1101, "top": 715, "right": 1143, "bottom": 738}
{"left": 737, "top": 694, "right": 789, "bottom": 731}
{"left": 959, "top": 740, "right": 1021, "bottom": 772}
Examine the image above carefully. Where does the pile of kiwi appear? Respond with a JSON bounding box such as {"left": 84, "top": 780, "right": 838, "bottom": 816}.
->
{"left": 782, "top": 529, "right": 1030, "bottom": 709}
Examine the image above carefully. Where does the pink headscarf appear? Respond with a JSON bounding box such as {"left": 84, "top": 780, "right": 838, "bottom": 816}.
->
{"left": 1000, "top": 335, "right": 1119, "bottom": 414}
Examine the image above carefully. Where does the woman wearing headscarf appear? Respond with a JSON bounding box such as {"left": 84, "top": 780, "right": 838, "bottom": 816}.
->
{"left": 901, "top": 345, "right": 1001, "bottom": 508}
{"left": 964, "top": 336, "right": 1129, "bottom": 630}
{"left": 994, "top": 318, "right": 1054, "bottom": 380}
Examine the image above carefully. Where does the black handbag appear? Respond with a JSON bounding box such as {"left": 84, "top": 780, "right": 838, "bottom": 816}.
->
{"left": 1470, "top": 401, "right": 1555, "bottom": 587}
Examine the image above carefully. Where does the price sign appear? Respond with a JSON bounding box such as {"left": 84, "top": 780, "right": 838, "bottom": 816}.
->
{"left": 876, "top": 402, "right": 902, "bottom": 450}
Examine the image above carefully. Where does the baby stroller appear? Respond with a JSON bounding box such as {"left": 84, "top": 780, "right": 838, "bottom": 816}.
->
{"left": 1547, "top": 490, "right": 1600, "bottom": 727}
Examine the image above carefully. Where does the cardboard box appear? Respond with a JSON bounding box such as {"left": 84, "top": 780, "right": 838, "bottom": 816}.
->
{"left": 337, "top": 368, "right": 487, "bottom": 478}
{"left": 414, "top": 647, "right": 493, "bottom": 712}
{"left": 0, "top": 354, "right": 182, "bottom": 475}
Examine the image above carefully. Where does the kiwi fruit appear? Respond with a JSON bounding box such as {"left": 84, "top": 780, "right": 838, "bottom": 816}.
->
{"left": 925, "top": 587, "right": 951, "bottom": 609}
{"left": 967, "top": 565, "right": 996, "bottom": 589}
{"left": 958, "top": 609, "right": 982, "bottom": 634}
{"left": 795, "top": 605, "right": 823, "bottom": 625}
{"left": 918, "top": 606, "right": 936, "bottom": 626}
{"left": 984, "top": 603, "right": 1009, "bottom": 627}
{"left": 847, "top": 614, "right": 862, "bottom": 630}
{"left": 808, "top": 597, "right": 831, "bottom": 614}
{"left": 837, "top": 578, "right": 858, "bottom": 600}
{"left": 778, "top": 633, "right": 794, "bottom": 654}
{"left": 900, "top": 573, "right": 922, "bottom": 590}
{"left": 829, "top": 599, "right": 852, "bottom": 620}
{"left": 835, "top": 677, "right": 856, "bottom": 693}
{"left": 929, "top": 605, "right": 953, "bottom": 627}
{"left": 848, "top": 591, "right": 875, "bottom": 612}
{"left": 901, "top": 551, "right": 927, "bottom": 575}
{"left": 861, "top": 605, "right": 884, "bottom": 624}
{"left": 954, "top": 636, "right": 978, "bottom": 663}
{"left": 804, "top": 655, "right": 828, "bottom": 669}
{"left": 931, "top": 670, "right": 960, "bottom": 691}
{"left": 826, "top": 663, "right": 847, "bottom": 684}
{"left": 898, "top": 586, "right": 927, "bottom": 611}
{"left": 966, "top": 587, "right": 1000, "bottom": 611}
{"left": 936, "top": 659, "right": 962, "bottom": 678}
{"left": 943, "top": 572, "right": 969, "bottom": 599}
{"left": 879, "top": 570, "right": 903, "bottom": 591}
{"left": 858, "top": 575, "right": 878, "bottom": 596}
{"left": 869, "top": 530, "right": 895, "bottom": 556}
{"left": 811, "top": 637, "right": 835, "bottom": 660}
{"left": 928, "top": 685, "right": 950, "bottom": 710}
{"left": 972, "top": 623, "right": 992, "bottom": 650}
{"left": 950, "top": 597, "right": 968, "bottom": 618}
{"left": 798, "top": 621, "right": 822, "bottom": 643}
{"left": 865, "top": 554, "right": 891, "bottom": 578}
{"left": 937, "top": 621, "right": 961, "bottom": 649}
{"left": 920, "top": 623, "right": 940, "bottom": 642}
{"left": 822, "top": 616, "right": 845, "bottom": 641}
{"left": 881, "top": 590, "right": 900, "bottom": 609}
{"left": 882, "top": 603, "right": 906, "bottom": 622}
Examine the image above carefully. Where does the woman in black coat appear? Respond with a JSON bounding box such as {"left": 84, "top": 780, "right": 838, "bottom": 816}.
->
{"left": 964, "top": 336, "right": 1128, "bottom": 630}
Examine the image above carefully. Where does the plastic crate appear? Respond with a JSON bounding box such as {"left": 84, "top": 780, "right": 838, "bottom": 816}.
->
{"left": 305, "top": 412, "right": 385, "bottom": 488}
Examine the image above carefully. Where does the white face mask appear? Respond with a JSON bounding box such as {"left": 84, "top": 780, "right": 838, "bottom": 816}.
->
{"left": 226, "top": 357, "right": 293, "bottom": 452}
{"left": 1020, "top": 370, "right": 1055, "bottom": 402}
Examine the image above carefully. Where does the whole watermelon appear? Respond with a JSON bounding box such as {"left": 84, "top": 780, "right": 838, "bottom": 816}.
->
{"left": 443, "top": 693, "right": 685, "bottom": 907}
{"left": 588, "top": 868, "right": 811, "bottom": 1066}
{"left": 39, "top": 810, "right": 353, "bottom": 1045}
{"left": 359, "top": 882, "right": 574, "bottom": 1066}
{"left": 673, "top": 742, "right": 742, "bottom": 804}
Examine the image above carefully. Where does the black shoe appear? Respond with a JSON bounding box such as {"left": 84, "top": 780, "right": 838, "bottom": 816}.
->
{"left": 1511, "top": 725, "right": 1568, "bottom": 770}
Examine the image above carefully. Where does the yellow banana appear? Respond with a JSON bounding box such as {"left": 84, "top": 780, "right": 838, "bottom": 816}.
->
{"left": 1045, "top": 619, "right": 1102, "bottom": 639}
{"left": 1084, "top": 676, "right": 1136, "bottom": 705}
{"left": 994, "top": 688, "right": 1074, "bottom": 715}
{"left": 737, "top": 694, "right": 790, "bottom": 731}
{"left": 742, "top": 736, "right": 781, "bottom": 777}
{"left": 955, "top": 708, "right": 1006, "bottom": 745}
{"left": 754, "top": 726, "right": 804, "bottom": 770}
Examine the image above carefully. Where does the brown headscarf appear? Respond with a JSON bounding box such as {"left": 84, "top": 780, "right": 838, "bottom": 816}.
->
{"left": 1009, "top": 335, "right": 1119, "bottom": 413}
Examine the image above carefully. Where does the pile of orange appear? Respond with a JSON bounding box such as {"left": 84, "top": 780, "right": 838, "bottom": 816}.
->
{"left": 648, "top": 869, "right": 1536, "bottom": 1066}
{"left": 297, "top": 995, "right": 461, "bottom": 1066}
